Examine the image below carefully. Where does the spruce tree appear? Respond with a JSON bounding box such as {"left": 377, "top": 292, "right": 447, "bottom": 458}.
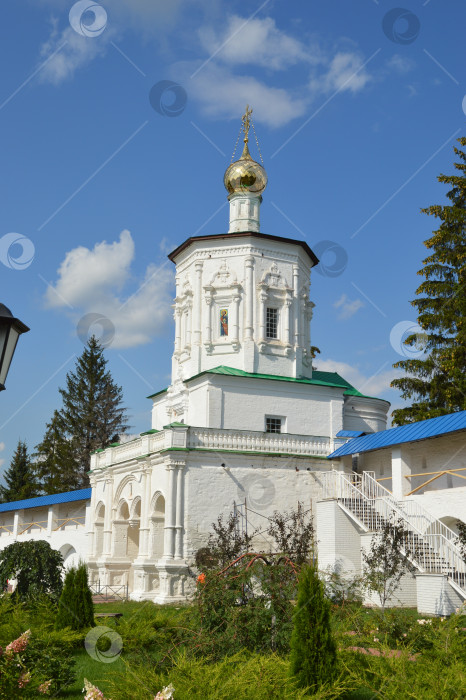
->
{"left": 35, "top": 337, "right": 128, "bottom": 493}
{"left": 290, "top": 564, "right": 337, "bottom": 693}
{"left": 56, "top": 563, "right": 94, "bottom": 630}
{"left": 34, "top": 411, "right": 79, "bottom": 495}
{"left": 391, "top": 137, "right": 466, "bottom": 424}
{"left": 0, "top": 440, "right": 38, "bottom": 503}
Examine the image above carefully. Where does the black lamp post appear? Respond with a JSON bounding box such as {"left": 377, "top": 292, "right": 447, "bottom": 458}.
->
{"left": 0, "top": 304, "right": 29, "bottom": 392}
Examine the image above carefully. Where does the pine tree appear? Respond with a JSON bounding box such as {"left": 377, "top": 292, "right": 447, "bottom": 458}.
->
{"left": 35, "top": 337, "right": 128, "bottom": 493}
{"left": 56, "top": 562, "right": 94, "bottom": 630}
{"left": 34, "top": 411, "right": 80, "bottom": 495}
{"left": 0, "top": 440, "right": 38, "bottom": 503}
{"left": 391, "top": 137, "right": 466, "bottom": 425}
{"left": 289, "top": 564, "right": 337, "bottom": 692}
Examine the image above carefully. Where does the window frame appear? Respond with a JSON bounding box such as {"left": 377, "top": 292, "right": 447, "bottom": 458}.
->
{"left": 265, "top": 306, "right": 279, "bottom": 340}
{"left": 265, "top": 416, "right": 284, "bottom": 434}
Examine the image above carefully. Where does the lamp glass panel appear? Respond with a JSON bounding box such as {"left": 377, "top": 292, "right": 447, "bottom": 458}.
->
{"left": 0, "top": 326, "right": 19, "bottom": 385}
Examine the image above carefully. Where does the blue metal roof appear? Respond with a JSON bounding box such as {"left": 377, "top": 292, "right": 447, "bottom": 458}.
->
{"left": 329, "top": 410, "right": 466, "bottom": 458}
{"left": 336, "top": 430, "right": 367, "bottom": 438}
{"left": 0, "top": 488, "right": 91, "bottom": 514}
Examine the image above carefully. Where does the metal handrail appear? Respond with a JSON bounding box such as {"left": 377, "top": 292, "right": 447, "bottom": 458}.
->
{"left": 321, "top": 470, "right": 466, "bottom": 592}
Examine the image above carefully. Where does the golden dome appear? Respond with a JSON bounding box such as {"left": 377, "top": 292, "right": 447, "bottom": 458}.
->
{"left": 224, "top": 106, "right": 267, "bottom": 196}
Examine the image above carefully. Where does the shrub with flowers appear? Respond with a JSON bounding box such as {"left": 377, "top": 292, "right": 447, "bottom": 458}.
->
{"left": 83, "top": 679, "right": 175, "bottom": 700}
{"left": 0, "top": 630, "right": 50, "bottom": 697}
{"left": 0, "top": 628, "right": 75, "bottom": 697}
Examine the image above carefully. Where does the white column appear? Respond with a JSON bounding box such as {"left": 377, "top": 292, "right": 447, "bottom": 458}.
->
{"left": 194, "top": 261, "right": 203, "bottom": 345}
{"left": 392, "top": 447, "right": 411, "bottom": 499}
{"left": 174, "top": 308, "right": 182, "bottom": 355}
{"left": 285, "top": 298, "right": 292, "bottom": 346}
{"left": 204, "top": 292, "right": 213, "bottom": 348}
{"left": 259, "top": 290, "right": 267, "bottom": 342}
{"left": 163, "top": 465, "right": 177, "bottom": 559}
{"left": 87, "top": 478, "right": 97, "bottom": 555}
{"left": 13, "top": 512, "right": 19, "bottom": 540}
{"left": 46, "top": 505, "right": 55, "bottom": 537}
{"left": 103, "top": 477, "right": 114, "bottom": 556}
{"left": 174, "top": 466, "right": 184, "bottom": 559}
{"left": 245, "top": 256, "right": 254, "bottom": 340}
{"left": 138, "top": 469, "right": 149, "bottom": 557}
{"left": 293, "top": 265, "right": 300, "bottom": 347}
{"left": 231, "top": 292, "right": 241, "bottom": 347}
{"left": 185, "top": 306, "right": 192, "bottom": 349}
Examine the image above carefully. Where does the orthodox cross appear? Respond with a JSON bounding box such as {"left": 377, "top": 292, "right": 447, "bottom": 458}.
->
{"left": 242, "top": 105, "right": 253, "bottom": 142}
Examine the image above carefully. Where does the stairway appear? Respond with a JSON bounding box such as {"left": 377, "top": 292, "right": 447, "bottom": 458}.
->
{"left": 322, "top": 470, "right": 466, "bottom": 597}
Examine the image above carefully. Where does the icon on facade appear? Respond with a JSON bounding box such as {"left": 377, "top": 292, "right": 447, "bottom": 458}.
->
{"left": 220, "top": 308, "right": 228, "bottom": 336}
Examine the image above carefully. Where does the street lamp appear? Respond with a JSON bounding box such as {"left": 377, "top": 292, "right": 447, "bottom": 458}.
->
{"left": 0, "top": 304, "right": 30, "bottom": 392}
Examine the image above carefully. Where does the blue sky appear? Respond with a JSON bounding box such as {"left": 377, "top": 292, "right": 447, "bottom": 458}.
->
{"left": 1, "top": 0, "right": 465, "bottom": 477}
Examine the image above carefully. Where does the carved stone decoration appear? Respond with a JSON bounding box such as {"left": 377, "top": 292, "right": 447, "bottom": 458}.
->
{"left": 209, "top": 259, "right": 238, "bottom": 287}
{"left": 260, "top": 262, "right": 290, "bottom": 289}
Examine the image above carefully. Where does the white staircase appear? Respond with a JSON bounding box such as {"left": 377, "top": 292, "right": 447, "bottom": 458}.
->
{"left": 321, "top": 470, "right": 466, "bottom": 598}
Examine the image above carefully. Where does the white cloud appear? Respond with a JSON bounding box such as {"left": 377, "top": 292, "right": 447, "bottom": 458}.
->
{"left": 334, "top": 294, "right": 364, "bottom": 320}
{"left": 38, "top": 22, "right": 111, "bottom": 85}
{"left": 199, "top": 15, "right": 314, "bottom": 70}
{"left": 386, "top": 54, "right": 415, "bottom": 74}
{"left": 177, "top": 61, "right": 308, "bottom": 128}
{"left": 46, "top": 230, "right": 174, "bottom": 348}
{"left": 315, "top": 358, "right": 398, "bottom": 398}
{"left": 311, "top": 52, "right": 372, "bottom": 95}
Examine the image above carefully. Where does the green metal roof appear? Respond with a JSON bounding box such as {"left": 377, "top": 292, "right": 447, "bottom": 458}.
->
{"left": 147, "top": 366, "right": 387, "bottom": 402}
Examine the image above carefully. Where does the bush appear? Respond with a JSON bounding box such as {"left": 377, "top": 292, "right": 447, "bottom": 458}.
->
{"left": 55, "top": 562, "right": 94, "bottom": 631}
{"left": 290, "top": 564, "right": 337, "bottom": 693}
{"left": 0, "top": 541, "right": 63, "bottom": 601}
{"left": 0, "top": 628, "right": 75, "bottom": 697}
{"left": 106, "top": 649, "right": 352, "bottom": 700}
{"left": 193, "top": 557, "right": 297, "bottom": 658}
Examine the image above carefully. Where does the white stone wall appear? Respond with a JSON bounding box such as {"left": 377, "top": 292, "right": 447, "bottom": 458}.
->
{"left": 0, "top": 500, "right": 90, "bottom": 570}
{"left": 416, "top": 574, "right": 465, "bottom": 616}
{"left": 411, "top": 486, "right": 466, "bottom": 528}
{"left": 360, "top": 531, "right": 418, "bottom": 608}
{"left": 171, "top": 235, "right": 315, "bottom": 382}
{"left": 183, "top": 451, "right": 330, "bottom": 561}
{"left": 316, "top": 499, "right": 363, "bottom": 576}
{"left": 152, "top": 375, "right": 389, "bottom": 437}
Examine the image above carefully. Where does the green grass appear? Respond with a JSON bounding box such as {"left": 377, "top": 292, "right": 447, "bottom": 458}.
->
{"left": 1, "top": 595, "right": 465, "bottom": 699}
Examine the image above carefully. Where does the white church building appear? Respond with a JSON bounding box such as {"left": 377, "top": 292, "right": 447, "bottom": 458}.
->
{"left": 1, "top": 109, "right": 464, "bottom": 615}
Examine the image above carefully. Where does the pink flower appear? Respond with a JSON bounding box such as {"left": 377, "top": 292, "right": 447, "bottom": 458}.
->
{"left": 5, "top": 630, "right": 31, "bottom": 657}
{"left": 39, "top": 680, "right": 53, "bottom": 694}
{"left": 18, "top": 671, "right": 31, "bottom": 688}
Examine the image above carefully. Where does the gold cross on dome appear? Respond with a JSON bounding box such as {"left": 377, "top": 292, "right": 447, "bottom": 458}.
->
{"left": 242, "top": 105, "right": 253, "bottom": 141}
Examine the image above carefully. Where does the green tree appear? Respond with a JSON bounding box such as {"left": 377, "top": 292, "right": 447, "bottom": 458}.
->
{"left": 362, "top": 517, "right": 417, "bottom": 614}
{"left": 34, "top": 411, "right": 81, "bottom": 495}
{"left": 456, "top": 520, "right": 466, "bottom": 563}
{"left": 289, "top": 563, "right": 337, "bottom": 693}
{"left": 0, "top": 440, "right": 38, "bottom": 503}
{"left": 391, "top": 137, "right": 466, "bottom": 425}
{"left": 56, "top": 562, "right": 94, "bottom": 630}
{"left": 35, "top": 337, "right": 128, "bottom": 492}
{"left": 0, "top": 540, "right": 63, "bottom": 600}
